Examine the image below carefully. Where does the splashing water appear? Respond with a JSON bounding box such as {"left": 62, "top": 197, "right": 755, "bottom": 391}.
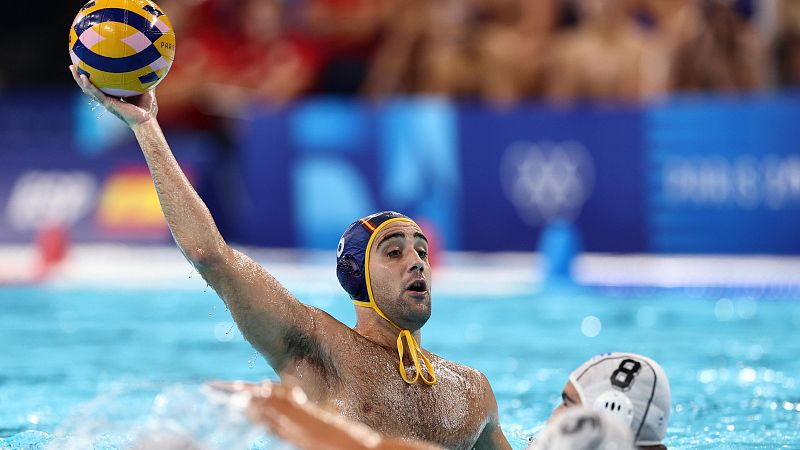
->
{"left": 0, "top": 430, "right": 52, "bottom": 450}
{"left": 33, "top": 383, "right": 291, "bottom": 450}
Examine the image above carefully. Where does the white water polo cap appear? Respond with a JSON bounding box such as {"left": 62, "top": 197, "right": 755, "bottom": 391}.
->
{"left": 568, "top": 353, "right": 671, "bottom": 447}
{"left": 531, "top": 408, "right": 635, "bottom": 450}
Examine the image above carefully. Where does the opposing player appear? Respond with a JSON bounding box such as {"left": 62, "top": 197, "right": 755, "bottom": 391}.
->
{"left": 547, "top": 353, "right": 671, "bottom": 450}
{"left": 530, "top": 408, "right": 635, "bottom": 450}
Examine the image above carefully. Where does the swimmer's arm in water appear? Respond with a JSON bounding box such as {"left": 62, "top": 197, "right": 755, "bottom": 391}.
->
{"left": 70, "top": 67, "right": 322, "bottom": 373}
{"left": 472, "top": 374, "right": 513, "bottom": 450}
{"left": 246, "top": 382, "right": 442, "bottom": 450}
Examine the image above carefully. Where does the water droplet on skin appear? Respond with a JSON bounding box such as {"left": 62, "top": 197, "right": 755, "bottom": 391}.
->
{"left": 248, "top": 351, "right": 258, "bottom": 369}
{"left": 88, "top": 99, "right": 106, "bottom": 118}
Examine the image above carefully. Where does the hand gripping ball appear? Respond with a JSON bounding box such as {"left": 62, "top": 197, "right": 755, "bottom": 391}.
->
{"left": 68, "top": 0, "right": 176, "bottom": 97}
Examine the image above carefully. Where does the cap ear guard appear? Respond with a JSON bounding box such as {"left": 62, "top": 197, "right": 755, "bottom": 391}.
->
{"left": 592, "top": 391, "right": 634, "bottom": 427}
{"left": 336, "top": 253, "right": 368, "bottom": 302}
{"left": 336, "top": 254, "right": 361, "bottom": 278}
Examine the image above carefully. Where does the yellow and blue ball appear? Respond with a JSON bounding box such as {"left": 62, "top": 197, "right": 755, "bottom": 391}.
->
{"left": 68, "top": 0, "right": 176, "bottom": 97}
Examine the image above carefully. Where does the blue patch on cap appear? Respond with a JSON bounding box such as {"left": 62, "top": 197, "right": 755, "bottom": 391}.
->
{"left": 336, "top": 211, "right": 410, "bottom": 302}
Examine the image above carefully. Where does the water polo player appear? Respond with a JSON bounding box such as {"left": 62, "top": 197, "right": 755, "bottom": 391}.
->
{"left": 547, "top": 353, "right": 671, "bottom": 450}
{"left": 69, "top": 66, "right": 512, "bottom": 450}
{"left": 530, "top": 408, "right": 635, "bottom": 450}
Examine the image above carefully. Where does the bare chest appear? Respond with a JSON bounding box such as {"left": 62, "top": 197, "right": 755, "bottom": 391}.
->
{"left": 329, "top": 350, "right": 487, "bottom": 450}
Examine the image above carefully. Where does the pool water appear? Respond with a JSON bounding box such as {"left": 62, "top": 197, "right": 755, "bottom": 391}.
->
{"left": 1, "top": 286, "right": 799, "bottom": 449}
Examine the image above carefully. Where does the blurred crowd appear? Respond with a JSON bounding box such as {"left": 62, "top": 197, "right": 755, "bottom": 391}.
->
{"left": 152, "top": 0, "right": 800, "bottom": 129}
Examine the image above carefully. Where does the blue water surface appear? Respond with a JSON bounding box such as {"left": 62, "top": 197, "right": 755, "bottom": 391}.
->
{"left": 1, "top": 286, "right": 799, "bottom": 449}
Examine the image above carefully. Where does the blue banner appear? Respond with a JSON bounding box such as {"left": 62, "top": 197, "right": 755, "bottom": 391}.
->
{"left": 0, "top": 92, "right": 214, "bottom": 244}
{"left": 0, "top": 143, "right": 213, "bottom": 244}
{"left": 646, "top": 96, "right": 800, "bottom": 254}
{"left": 5, "top": 91, "right": 800, "bottom": 254}
{"left": 235, "top": 96, "right": 800, "bottom": 254}
{"left": 458, "top": 105, "right": 646, "bottom": 252}
{"left": 236, "top": 98, "right": 462, "bottom": 251}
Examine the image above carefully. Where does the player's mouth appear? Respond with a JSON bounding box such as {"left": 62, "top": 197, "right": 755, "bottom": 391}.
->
{"left": 405, "top": 279, "right": 428, "bottom": 297}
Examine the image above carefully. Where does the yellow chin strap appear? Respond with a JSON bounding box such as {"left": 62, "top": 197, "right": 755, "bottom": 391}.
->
{"left": 354, "top": 217, "right": 437, "bottom": 386}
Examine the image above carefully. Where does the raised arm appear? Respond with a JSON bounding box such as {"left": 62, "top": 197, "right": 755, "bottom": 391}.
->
{"left": 70, "top": 66, "right": 319, "bottom": 373}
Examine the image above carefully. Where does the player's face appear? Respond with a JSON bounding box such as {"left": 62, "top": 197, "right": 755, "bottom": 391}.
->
{"left": 548, "top": 381, "right": 583, "bottom": 424}
{"left": 367, "top": 221, "right": 432, "bottom": 330}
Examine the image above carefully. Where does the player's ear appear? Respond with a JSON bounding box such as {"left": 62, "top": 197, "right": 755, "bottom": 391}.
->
{"left": 337, "top": 254, "right": 361, "bottom": 278}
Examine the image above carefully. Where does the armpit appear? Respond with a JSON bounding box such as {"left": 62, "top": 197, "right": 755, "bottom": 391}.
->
{"left": 283, "top": 311, "right": 341, "bottom": 386}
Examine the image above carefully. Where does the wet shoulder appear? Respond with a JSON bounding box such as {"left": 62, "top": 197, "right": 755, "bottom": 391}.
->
{"left": 426, "top": 352, "right": 490, "bottom": 395}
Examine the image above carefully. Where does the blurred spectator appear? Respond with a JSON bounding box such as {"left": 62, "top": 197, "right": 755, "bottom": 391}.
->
{"left": 775, "top": 30, "right": 800, "bottom": 87}
{"left": 413, "top": 0, "right": 474, "bottom": 96}
{"left": 364, "top": 0, "right": 473, "bottom": 97}
{"left": 471, "top": 0, "right": 559, "bottom": 106}
{"left": 296, "top": 0, "right": 392, "bottom": 93}
{"left": 154, "top": 0, "right": 216, "bottom": 131}
{"left": 781, "top": 0, "right": 800, "bottom": 26}
{"left": 157, "top": 0, "right": 318, "bottom": 132}
{"left": 365, "top": 0, "right": 558, "bottom": 107}
{"left": 205, "top": 0, "right": 318, "bottom": 111}
{"left": 636, "top": 0, "right": 703, "bottom": 95}
{"left": 775, "top": 0, "right": 800, "bottom": 87}
{"left": 543, "top": 0, "right": 665, "bottom": 104}
{"left": 151, "top": 0, "right": 773, "bottom": 103}
{"left": 668, "top": 0, "right": 767, "bottom": 93}
{"left": 30, "top": 0, "right": 786, "bottom": 106}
